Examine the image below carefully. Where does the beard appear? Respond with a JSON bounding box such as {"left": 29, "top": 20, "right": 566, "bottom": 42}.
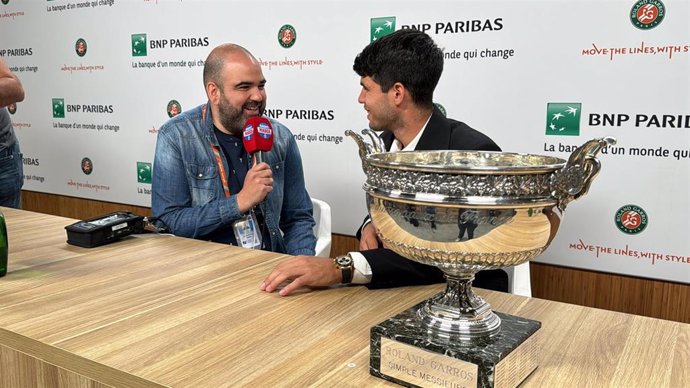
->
{"left": 365, "top": 104, "right": 397, "bottom": 132}
{"left": 218, "top": 94, "right": 265, "bottom": 136}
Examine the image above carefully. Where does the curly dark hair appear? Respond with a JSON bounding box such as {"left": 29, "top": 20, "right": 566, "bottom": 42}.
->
{"left": 353, "top": 29, "right": 443, "bottom": 108}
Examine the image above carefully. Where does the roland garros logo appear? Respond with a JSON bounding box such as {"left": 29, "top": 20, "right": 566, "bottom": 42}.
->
{"left": 615, "top": 204, "right": 648, "bottom": 234}
{"left": 75, "top": 38, "right": 87, "bottom": 57}
{"left": 630, "top": 0, "right": 666, "bottom": 30}
{"left": 278, "top": 24, "right": 296, "bottom": 48}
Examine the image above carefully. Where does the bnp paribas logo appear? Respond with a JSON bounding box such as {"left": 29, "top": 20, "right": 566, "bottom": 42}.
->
{"left": 545, "top": 102, "right": 581, "bottom": 136}
{"left": 52, "top": 98, "right": 65, "bottom": 118}
{"left": 137, "top": 162, "right": 152, "bottom": 184}
{"left": 371, "top": 17, "right": 396, "bottom": 42}
{"left": 630, "top": 0, "right": 665, "bottom": 30}
{"left": 131, "top": 33, "right": 147, "bottom": 57}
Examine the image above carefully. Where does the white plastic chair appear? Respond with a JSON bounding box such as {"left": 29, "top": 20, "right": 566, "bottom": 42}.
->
{"left": 505, "top": 262, "right": 532, "bottom": 297}
{"left": 311, "top": 198, "right": 332, "bottom": 257}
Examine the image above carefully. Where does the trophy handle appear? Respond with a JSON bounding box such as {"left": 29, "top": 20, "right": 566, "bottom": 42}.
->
{"left": 346, "top": 129, "right": 385, "bottom": 172}
{"left": 362, "top": 128, "right": 385, "bottom": 153}
{"left": 345, "top": 129, "right": 370, "bottom": 160}
{"left": 550, "top": 136, "right": 616, "bottom": 211}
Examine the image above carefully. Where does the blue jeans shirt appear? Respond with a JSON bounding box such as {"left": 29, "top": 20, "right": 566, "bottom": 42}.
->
{"left": 0, "top": 108, "right": 23, "bottom": 208}
{"left": 0, "top": 142, "right": 23, "bottom": 208}
{"left": 152, "top": 102, "right": 316, "bottom": 256}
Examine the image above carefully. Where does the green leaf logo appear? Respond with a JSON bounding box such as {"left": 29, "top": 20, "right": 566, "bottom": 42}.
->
{"left": 545, "top": 102, "right": 581, "bottom": 136}
{"left": 370, "top": 17, "right": 396, "bottom": 42}
{"left": 52, "top": 98, "right": 65, "bottom": 118}
{"left": 137, "top": 162, "right": 152, "bottom": 184}
{"left": 131, "top": 33, "right": 147, "bottom": 57}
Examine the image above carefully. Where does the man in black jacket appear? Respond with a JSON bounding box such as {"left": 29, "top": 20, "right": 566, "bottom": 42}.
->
{"left": 261, "top": 29, "right": 507, "bottom": 296}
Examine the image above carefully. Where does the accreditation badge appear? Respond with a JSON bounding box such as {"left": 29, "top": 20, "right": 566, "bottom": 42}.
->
{"left": 232, "top": 211, "right": 262, "bottom": 249}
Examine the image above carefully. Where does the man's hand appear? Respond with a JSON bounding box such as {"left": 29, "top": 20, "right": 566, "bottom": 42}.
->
{"left": 237, "top": 162, "right": 273, "bottom": 213}
{"left": 260, "top": 256, "right": 341, "bottom": 296}
{"left": 359, "top": 222, "right": 381, "bottom": 250}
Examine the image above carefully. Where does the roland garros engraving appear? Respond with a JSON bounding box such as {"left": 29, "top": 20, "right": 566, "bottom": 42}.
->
{"left": 458, "top": 209, "right": 515, "bottom": 226}
{"left": 371, "top": 202, "right": 515, "bottom": 226}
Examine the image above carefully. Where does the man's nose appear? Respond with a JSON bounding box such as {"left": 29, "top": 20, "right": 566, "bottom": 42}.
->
{"left": 250, "top": 88, "right": 264, "bottom": 101}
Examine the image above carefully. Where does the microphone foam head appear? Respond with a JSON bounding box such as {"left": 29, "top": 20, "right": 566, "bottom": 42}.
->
{"left": 242, "top": 117, "right": 274, "bottom": 154}
{"left": 255, "top": 118, "right": 274, "bottom": 152}
{"left": 242, "top": 117, "right": 260, "bottom": 154}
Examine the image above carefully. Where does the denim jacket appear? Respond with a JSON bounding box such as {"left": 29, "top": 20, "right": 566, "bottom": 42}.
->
{"left": 152, "top": 102, "right": 316, "bottom": 256}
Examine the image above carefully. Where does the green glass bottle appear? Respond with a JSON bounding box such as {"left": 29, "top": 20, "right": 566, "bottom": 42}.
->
{"left": 0, "top": 209, "right": 7, "bottom": 277}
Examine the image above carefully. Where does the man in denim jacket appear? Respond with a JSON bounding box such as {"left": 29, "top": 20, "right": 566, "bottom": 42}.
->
{"left": 152, "top": 44, "right": 316, "bottom": 256}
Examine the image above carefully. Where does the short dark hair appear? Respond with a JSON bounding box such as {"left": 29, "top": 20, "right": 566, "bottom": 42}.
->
{"left": 353, "top": 29, "right": 443, "bottom": 108}
{"left": 203, "top": 54, "right": 224, "bottom": 89}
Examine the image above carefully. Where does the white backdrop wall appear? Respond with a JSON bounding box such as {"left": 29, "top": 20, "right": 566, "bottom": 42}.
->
{"left": 2, "top": 0, "right": 688, "bottom": 284}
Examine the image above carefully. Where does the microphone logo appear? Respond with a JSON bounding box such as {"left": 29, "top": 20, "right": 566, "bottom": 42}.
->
{"left": 242, "top": 117, "right": 273, "bottom": 162}
{"left": 257, "top": 122, "right": 272, "bottom": 139}
{"left": 243, "top": 123, "right": 254, "bottom": 142}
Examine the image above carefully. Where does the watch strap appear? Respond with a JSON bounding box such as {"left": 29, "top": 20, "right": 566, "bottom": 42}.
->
{"left": 334, "top": 254, "right": 354, "bottom": 284}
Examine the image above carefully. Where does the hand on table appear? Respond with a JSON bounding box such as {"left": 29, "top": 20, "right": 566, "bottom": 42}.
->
{"left": 261, "top": 255, "right": 341, "bottom": 296}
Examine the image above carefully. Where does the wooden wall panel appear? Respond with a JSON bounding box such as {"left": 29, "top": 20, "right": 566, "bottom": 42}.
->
{"left": 529, "top": 263, "right": 690, "bottom": 324}
{"left": 18, "top": 190, "right": 690, "bottom": 324}
{"left": 20, "top": 191, "right": 151, "bottom": 221}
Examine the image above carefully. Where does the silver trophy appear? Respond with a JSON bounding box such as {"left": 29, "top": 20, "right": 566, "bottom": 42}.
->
{"left": 347, "top": 130, "right": 616, "bottom": 387}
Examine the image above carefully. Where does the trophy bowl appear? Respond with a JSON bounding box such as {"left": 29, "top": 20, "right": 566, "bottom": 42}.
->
{"left": 347, "top": 130, "right": 616, "bottom": 340}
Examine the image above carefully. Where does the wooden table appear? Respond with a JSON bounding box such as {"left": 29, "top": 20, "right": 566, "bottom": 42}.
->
{"left": 0, "top": 208, "right": 687, "bottom": 387}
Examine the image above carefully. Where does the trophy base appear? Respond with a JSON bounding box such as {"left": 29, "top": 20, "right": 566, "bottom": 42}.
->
{"left": 371, "top": 298, "right": 541, "bottom": 388}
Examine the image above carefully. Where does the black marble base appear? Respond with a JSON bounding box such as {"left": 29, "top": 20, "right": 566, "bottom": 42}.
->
{"left": 371, "top": 298, "right": 541, "bottom": 388}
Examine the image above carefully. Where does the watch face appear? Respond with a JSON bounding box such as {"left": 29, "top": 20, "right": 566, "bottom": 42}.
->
{"left": 336, "top": 256, "right": 352, "bottom": 266}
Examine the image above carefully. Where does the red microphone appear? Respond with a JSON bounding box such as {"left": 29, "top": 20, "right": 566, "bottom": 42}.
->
{"left": 242, "top": 117, "right": 274, "bottom": 164}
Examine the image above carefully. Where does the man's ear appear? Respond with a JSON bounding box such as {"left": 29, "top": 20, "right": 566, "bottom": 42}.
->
{"left": 206, "top": 82, "right": 220, "bottom": 105}
{"left": 390, "top": 82, "right": 406, "bottom": 105}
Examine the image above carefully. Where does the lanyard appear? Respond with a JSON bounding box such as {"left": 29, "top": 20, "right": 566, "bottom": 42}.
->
{"left": 202, "top": 104, "right": 232, "bottom": 199}
{"left": 211, "top": 144, "right": 232, "bottom": 199}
